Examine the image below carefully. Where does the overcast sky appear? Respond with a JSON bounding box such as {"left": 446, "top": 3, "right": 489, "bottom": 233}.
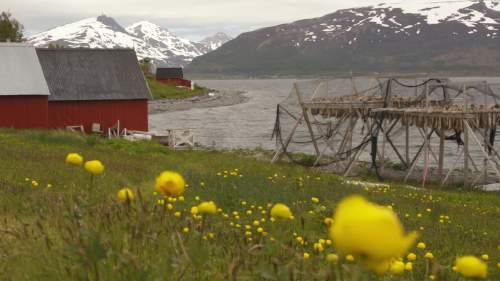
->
{"left": 3, "top": 0, "right": 382, "bottom": 41}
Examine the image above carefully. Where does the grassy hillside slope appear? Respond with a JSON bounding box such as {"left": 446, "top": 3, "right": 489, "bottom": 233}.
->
{"left": 147, "top": 78, "right": 207, "bottom": 99}
{"left": 0, "top": 129, "right": 498, "bottom": 280}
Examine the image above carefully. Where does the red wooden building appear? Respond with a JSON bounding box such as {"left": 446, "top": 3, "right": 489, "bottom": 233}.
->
{"left": 36, "top": 48, "right": 152, "bottom": 133}
{"left": 0, "top": 44, "right": 51, "bottom": 129}
{"left": 156, "top": 67, "right": 192, "bottom": 87}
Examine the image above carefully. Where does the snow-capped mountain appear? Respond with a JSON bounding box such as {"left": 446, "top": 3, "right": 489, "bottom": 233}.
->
{"left": 188, "top": 0, "right": 500, "bottom": 76}
{"left": 199, "top": 32, "right": 233, "bottom": 51}
{"left": 125, "top": 21, "right": 205, "bottom": 66}
{"left": 29, "top": 15, "right": 225, "bottom": 66}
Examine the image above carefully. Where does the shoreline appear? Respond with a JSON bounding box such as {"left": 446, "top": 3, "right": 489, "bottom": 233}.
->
{"left": 148, "top": 90, "right": 249, "bottom": 114}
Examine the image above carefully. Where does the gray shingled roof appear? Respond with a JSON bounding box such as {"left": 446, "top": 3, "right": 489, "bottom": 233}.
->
{"left": 0, "top": 43, "right": 50, "bottom": 96}
{"left": 36, "top": 48, "right": 152, "bottom": 101}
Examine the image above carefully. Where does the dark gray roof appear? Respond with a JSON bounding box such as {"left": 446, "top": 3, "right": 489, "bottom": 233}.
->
{"left": 36, "top": 48, "right": 151, "bottom": 101}
{"left": 156, "top": 67, "right": 183, "bottom": 79}
{"left": 0, "top": 43, "right": 50, "bottom": 96}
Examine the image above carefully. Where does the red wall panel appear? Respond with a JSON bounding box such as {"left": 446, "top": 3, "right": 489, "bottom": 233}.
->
{"left": 157, "top": 78, "right": 192, "bottom": 87}
{"left": 0, "top": 95, "right": 48, "bottom": 128}
{"left": 48, "top": 100, "right": 148, "bottom": 133}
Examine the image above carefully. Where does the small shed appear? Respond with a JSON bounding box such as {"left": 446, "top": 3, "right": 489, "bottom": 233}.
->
{"left": 156, "top": 67, "right": 191, "bottom": 87}
{"left": 0, "top": 43, "right": 50, "bottom": 129}
{"left": 36, "top": 48, "right": 152, "bottom": 133}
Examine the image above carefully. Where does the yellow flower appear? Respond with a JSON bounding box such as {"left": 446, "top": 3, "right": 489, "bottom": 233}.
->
{"left": 326, "top": 253, "right": 338, "bottom": 263}
{"left": 270, "top": 203, "right": 293, "bottom": 219}
{"left": 311, "top": 197, "right": 320, "bottom": 204}
{"left": 424, "top": 252, "right": 434, "bottom": 259}
{"left": 389, "top": 261, "right": 405, "bottom": 275}
{"left": 303, "top": 252, "right": 310, "bottom": 259}
{"left": 346, "top": 254, "right": 355, "bottom": 262}
{"left": 65, "top": 153, "right": 83, "bottom": 166}
{"left": 329, "top": 195, "right": 417, "bottom": 262}
{"left": 407, "top": 253, "right": 417, "bottom": 261}
{"left": 174, "top": 211, "right": 181, "bottom": 218}
{"left": 480, "top": 254, "right": 489, "bottom": 261}
{"left": 182, "top": 227, "right": 189, "bottom": 233}
{"left": 117, "top": 188, "right": 134, "bottom": 202}
{"left": 405, "top": 262, "right": 413, "bottom": 271}
{"left": 84, "top": 160, "right": 105, "bottom": 175}
{"left": 31, "top": 180, "right": 38, "bottom": 187}
{"left": 155, "top": 171, "right": 186, "bottom": 196}
{"left": 417, "top": 242, "right": 426, "bottom": 249}
{"left": 313, "top": 243, "right": 324, "bottom": 252}
{"left": 454, "top": 256, "right": 488, "bottom": 279}
{"left": 197, "top": 201, "right": 217, "bottom": 214}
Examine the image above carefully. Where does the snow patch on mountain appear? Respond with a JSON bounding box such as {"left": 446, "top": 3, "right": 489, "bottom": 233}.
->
{"left": 126, "top": 21, "right": 204, "bottom": 60}
{"left": 199, "top": 32, "right": 233, "bottom": 51}
{"left": 378, "top": 0, "right": 500, "bottom": 26}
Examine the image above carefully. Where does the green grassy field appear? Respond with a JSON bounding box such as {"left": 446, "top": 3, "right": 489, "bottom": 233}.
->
{"left": 0, "top": 129, "right": 498, "bottom": 280}
{"left": 147, "top": 78, "right": 207, "bottom": 100}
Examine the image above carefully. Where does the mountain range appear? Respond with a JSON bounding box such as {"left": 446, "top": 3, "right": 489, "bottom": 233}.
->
{"left": 187, "top": 0, "right": 500, "bottom": 76}
{"left": 28, "top": 15, "right": 232, "bottom": 66}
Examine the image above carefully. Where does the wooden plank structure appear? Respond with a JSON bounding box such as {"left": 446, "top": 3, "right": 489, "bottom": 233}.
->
{"left": 271, "top": 75, "right": 500, "bottom": 187}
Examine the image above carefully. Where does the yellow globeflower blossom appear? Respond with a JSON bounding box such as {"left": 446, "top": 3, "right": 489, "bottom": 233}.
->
{"left": 405, "top": 262, "right": 413, "bottom": 271}
{"left": 155, "top": 171, "right": 186, "bottom": 196}
{"left": 303, "top": 252, "right": 310, "bottom": 259}
{"left": 311, "top": 197, "right": 320, "bottom": 204}
{"left": 480, "top": 254, "right": 489, "bottom": 261}
{"left": 197, "top": 201, "right": 217, "bottom": 214}
{"left": 270, "top": 203, "right": 293, "bottom": 219}
{"left": 329, "top": 195, "right": 417, "bottom": 262}
{"left": 31, "top": 180, "right": 38, "bottom": 187}
{"left": 117, "top": 188, "right": 134, "bottom": 202}
{"left": 84, "top": 160, "right": 105, "bottom": 175}
{"left": 66, "top": 153, "right": 83, "bottom": 166}
{"left": 174, "top": 211, "right": 181, "bottom": 218}
{"left": 313, "top": 243, "right": 324, "bottom": 252}
{"left": 389, "top": 261, "right": 405, "bottom": 275}
{"left": 346, "top": 255, "right": 355, "bottom": 262}
{"left": 454, "top": 256, "right": 488, "bottom": 279}
{"left": 190, "top": 206, "right": 199, "bottom": 215}
{"left": 326, "top": 253, "right": 339, "bottom": 263}
{"left": 407, "top": 253, "right": 417, "bottom": 261}
{"left": 417, "top": 242, "right": 426, "bottom": 249}
{"left": 424, "top": 252, "right": 434, "bottom": 259}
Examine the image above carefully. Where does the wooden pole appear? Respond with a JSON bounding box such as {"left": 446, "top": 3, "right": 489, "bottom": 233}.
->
{"left": 464, "top": 120, "right": 500, "bottom": 182}
{"left": 422, "top": 80, "right": 429, "bottom": 187}
{"left": 463, "top": 84, "right": 469, "bottom": 187}
{"left": 438, "top": 126, "right": 445, "bottom": 179}
{"left": 405, "top": 123, "right": 410, "bottom": 165}
{"left": 271, "top": 113, "right": 304, "bottom": 163}
{"left": 294, "top": 83, "right": 321, "bottom": 157}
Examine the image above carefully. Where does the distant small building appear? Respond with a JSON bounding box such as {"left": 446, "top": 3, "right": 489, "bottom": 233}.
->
{"left": 37, "top": 48, "right": 152, "bottom": 133}
{"left": 156, "top": 67, "right": 191, "bottom": 87}
{"left": 0, "top": 43, "right": 50, "bottom": 129}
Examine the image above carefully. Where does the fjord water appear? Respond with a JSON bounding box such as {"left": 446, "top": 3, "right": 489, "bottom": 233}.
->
{"left": 149, "top": 78, "right": 500, "bottom": 171}
{"left": 149, "top": 79, "right": 296, "bottom": 150}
